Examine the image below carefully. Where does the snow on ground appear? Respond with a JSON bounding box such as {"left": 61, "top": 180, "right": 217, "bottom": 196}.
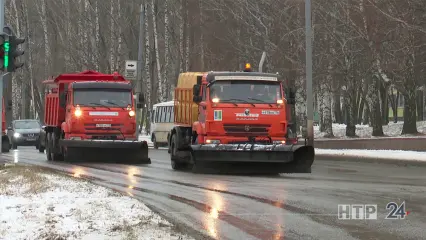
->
{"left": 315, "top": 149, "right": 426, "bottom": 162}
{"left": 314, "top": 121, "right": 426, "bottom": 139}
{"left": 0, "top": 165, "right": 193, "bottom": 240}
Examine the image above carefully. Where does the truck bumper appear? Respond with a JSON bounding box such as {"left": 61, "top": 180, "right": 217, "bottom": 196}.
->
{"left": 190, "top": 143, "right": 313, "bottom": 164}
{"left": 60, "top": 139, "right": 147, "bottom": 149}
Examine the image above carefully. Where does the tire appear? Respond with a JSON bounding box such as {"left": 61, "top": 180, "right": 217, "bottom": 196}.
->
{"left": 153, "top": 135, "right": 159, "bottom": 149}
{"left": 170, "top": 134, "right": 186, "bottom": 170}
{"left": 1, "top": 139, "right": 10, "bottom": 153}
{"left": 190, "top": 136, "right": 199, "bottom": 173}
{"left": 46, "top": 133, "right": 52, "bottom": 161}
{"left": 38, "top": 141, "right": 45, "bottom": 153}
{"left": 50, "top": 132, "right": 63, "bottom": 161}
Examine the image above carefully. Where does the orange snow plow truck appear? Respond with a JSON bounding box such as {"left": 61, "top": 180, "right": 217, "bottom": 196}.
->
{"left": 168, "top": 64, "right": 314, "bottom": 173}
{"left": 42, "top": 70, "right": 150, "bottom": 163}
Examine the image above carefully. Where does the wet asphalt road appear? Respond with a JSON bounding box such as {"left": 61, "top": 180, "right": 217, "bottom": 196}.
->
{"left": 2, "top": 146, "right": 425, "bottom": 240}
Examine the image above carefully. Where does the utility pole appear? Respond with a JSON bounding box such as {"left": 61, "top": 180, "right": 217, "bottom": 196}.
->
{"left": 305, "top": 0, "right": 314, "bottom": 147}
{"left": 136, "top": 4, "right": 145, "bottom": 138}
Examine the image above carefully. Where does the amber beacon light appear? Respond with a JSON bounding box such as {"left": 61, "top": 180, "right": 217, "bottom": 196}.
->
{"left": 244, "top": 63, "right": 252, "bottom": 72}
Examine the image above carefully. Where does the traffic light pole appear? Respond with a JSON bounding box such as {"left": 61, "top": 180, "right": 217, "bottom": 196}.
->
{"left": 0, "top": 0, "right": 4, "bottom": 153}
{"left": 136, "top": 4, "right": 145, "bottom": 139}
{"left": 305, "top": 0, "right": 314, "bottom": 147}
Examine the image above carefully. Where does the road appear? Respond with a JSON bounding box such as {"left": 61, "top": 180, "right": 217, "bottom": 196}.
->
{"left": 2, "top": 147, "right": 425, "bottom": 240}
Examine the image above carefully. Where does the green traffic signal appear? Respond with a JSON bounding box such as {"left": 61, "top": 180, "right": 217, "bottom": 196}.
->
{"left": 4, "top": 41, "right": 9, "bottom": 68}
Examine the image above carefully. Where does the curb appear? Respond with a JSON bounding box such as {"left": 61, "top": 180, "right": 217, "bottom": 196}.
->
{"left": 314, "top": 154, "right": 426, "bottom": 167}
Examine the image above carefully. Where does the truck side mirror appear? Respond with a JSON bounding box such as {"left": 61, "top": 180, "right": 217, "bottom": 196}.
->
{"left": 59, "top": 92, "right": 66, "bottom": 108}
{"left": 193, "top": 84, "right": 202, "bottom": 103}
{"left": 136, "top": 93, "right": 145, "bottom": 109}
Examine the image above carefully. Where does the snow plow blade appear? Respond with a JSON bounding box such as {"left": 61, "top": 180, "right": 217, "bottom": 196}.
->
{"left": 60, "top": 139, "right": 151, "bottom": 164}
{"left": 190, "top": 143, "right": 314, "bottom": 173}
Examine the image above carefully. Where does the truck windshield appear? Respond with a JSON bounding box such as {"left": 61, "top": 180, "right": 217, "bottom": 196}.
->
{"left": 209, "top": 80, "right": 282, "bottom": 104}
{"left": 73, "top": 89, "right": 132, "bottom": 107}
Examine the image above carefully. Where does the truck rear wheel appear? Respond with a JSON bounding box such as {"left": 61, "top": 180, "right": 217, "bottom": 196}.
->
{"left": 170, "top": 134, "right": 186, "bottom": 170}
{"left": 153, "top": 135, "right": 159, "bottom": 149}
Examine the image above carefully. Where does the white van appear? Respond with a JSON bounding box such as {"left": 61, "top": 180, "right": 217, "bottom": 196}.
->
{"left": 151, "top": 100, "right": 174, "bottom": 149}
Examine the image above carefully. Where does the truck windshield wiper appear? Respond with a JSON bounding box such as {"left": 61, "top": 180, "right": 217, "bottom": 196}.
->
{"left": 221, "top": 98, "right": 255, "bottom": 107}
{"left": 103, "top": 101, "right": 125, "bottom": 110}
{"left": 247, "top": 97, "right": 273, "bottom": 107}
{"left": 88, "top": 102, "right": 111, "bottom": 110}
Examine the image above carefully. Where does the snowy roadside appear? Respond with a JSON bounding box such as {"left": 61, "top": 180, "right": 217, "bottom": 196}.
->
{"left": 315, "top": 149, "right": 426, "bottom": 163}
{"left": 314, "top": 121, "right": 426, "bottom": 139}
{"left": 0, "top": 165, "right": 194, "bottom": 240}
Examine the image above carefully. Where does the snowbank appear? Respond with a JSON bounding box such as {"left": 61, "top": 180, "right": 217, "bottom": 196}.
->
{"left": 315, "top": 149, "right": 426, "bottom": 162}
{"left": 314, "top": 121, "right": 426, "bottom": 139}
{"left": 0, "top": 166, "right": 193, "bottom": 240}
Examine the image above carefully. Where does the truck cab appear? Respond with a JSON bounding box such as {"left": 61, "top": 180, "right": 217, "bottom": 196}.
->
{"left": 191, "top": 68, "right": 292, "bottom": 145}
{"left": 61, "top": 81, "right": 136, "bottom": 141}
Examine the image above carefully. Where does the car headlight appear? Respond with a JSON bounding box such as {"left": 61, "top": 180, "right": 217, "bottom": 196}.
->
{"left": 13, "top": 132, "right": 21, "bottom": 138}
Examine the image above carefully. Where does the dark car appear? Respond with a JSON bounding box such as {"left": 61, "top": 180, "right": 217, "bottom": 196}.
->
{"left": 7, "top": 119, "right": 42, "bottom": 149}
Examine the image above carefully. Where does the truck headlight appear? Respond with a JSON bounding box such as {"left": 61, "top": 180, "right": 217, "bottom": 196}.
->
{"left": 273, "top": 140, "right": 286, "bottom": 145}
{"left": 206, "top": 139, "right": 220, "bottom": 144}
{"left": 74, "top": 109, "right": 82, "bottom": 117}
{"left": 13, "top": 132, "right": 21, "bottom": 138}
{"left": 129, "top": 110, "right": 135, "bottom": 117}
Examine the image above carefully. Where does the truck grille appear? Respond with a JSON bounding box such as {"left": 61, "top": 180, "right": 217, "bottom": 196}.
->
{"left": 223, "top": 124, "right": 270, "bottom": 136}
{"left": 84, "top": 123, "right": 123, "bottom": 131}
{"left": 87, "top": 134, "right": 119, "bottom": 140}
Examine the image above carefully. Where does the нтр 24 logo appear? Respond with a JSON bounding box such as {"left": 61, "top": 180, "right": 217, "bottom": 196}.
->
{"left": 385, "top": 201, "right": 410, "bottom": 219}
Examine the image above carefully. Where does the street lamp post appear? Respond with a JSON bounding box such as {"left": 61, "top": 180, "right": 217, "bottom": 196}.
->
{"left": 305, "top": 0, "right": 314, "bottom": 147}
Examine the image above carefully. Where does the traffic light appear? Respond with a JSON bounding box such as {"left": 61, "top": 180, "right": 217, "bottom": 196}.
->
{"left": 0, "top": 33, "right": 8, "bottom": 72}
{"left": 7, "top": 34, "right": 25, "bottom": 72}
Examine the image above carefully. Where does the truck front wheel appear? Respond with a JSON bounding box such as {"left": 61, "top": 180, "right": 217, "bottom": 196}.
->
{"left": 50, "top": 132, "right": 63, "bottom": 161}
{"left": 170, "top": 134, "right": 186, "bottom": 170}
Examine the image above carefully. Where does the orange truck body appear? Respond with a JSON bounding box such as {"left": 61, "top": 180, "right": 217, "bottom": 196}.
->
{"left": 41, "top": 70, "right": 150, "bottom": 163}
{"left": 168, "top": 67, "right": 314, "bottom": 173}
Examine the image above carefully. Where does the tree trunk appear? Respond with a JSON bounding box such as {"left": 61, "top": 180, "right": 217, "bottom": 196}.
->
{"left": 333, "top": 94, "right": 342, "bottom": 124}
{"left": 401, "top": 92, "right": 418, "bottom": 134}
{"left": 367, "top": 76, "right": 384, "bottom": 136}
{"left": 416, "top": 90, "right": 423, "bottom": 121}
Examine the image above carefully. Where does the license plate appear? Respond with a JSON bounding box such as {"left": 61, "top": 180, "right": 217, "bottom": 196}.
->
{"left": 27, "top": 138, "right": 36, "bottom": 141}
{"left": 96, "top": 124, "right": 111, "bottom": 128}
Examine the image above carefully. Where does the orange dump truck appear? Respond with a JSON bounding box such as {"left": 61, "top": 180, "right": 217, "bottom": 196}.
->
{"left": 41, "top": 70, "right": 150, "bottom": 163}
{"left": 168, "top": 64, "right": 314, "bottom": 173}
